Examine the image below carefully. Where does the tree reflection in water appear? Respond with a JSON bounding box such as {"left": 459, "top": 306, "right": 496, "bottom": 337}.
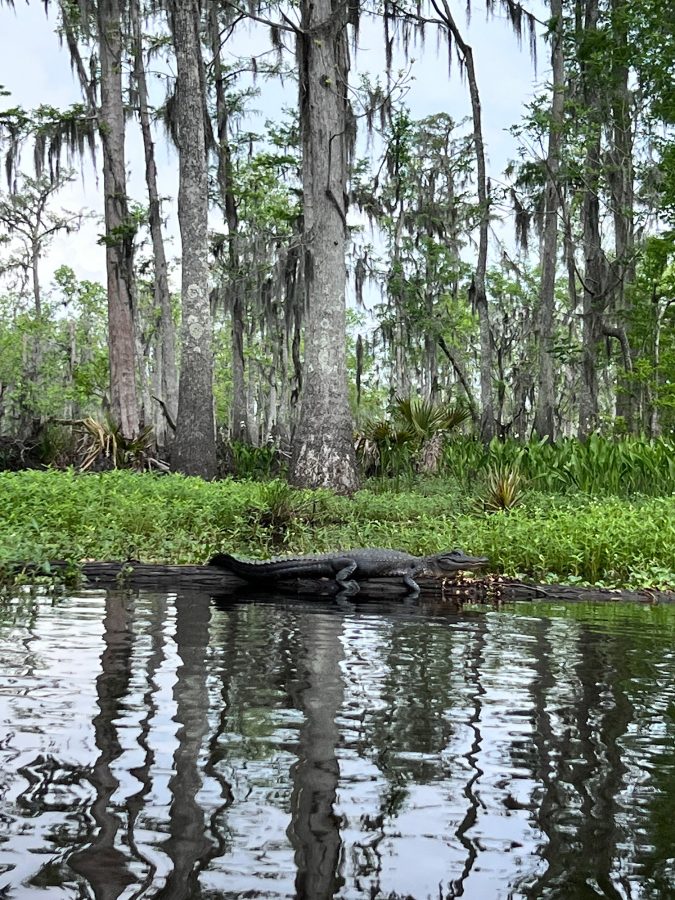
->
{"left": 67, "top": 591, "right": 137, "bottom": 898}
{"left": 287, "top": 614, "right": 344, "bottom": 899}
{"left": 0, "top": 590, "right": 673, "bottom": 898}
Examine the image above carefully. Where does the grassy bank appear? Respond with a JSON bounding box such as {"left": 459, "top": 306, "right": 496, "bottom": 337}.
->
{"left": 1, "top": 470, "right": 674, "bottom": 589}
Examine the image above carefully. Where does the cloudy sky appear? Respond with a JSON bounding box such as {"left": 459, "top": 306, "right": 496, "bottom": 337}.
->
{"left": 0, "top": 1, "right": 548, "bottom": 290}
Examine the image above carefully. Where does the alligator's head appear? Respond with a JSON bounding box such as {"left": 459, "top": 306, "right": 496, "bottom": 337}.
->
{"left": 422, "top": 549, "right": 489, "bottom": 575}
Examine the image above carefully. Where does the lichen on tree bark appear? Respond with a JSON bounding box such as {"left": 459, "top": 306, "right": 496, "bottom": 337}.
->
{"left": 289, "top": 0, "right": 359, "bottom": 494}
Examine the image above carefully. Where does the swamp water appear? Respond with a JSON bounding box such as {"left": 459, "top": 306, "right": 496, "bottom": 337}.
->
{"left": 0, "top": 589, "right": 673, "bottom": 900}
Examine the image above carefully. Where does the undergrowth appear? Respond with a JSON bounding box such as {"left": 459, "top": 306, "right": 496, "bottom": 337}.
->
{"left": 362, "top": 434, "right": 675, "bottom": 497}
{"left": 1, "top": 469, "right": 674, "bottom": 590}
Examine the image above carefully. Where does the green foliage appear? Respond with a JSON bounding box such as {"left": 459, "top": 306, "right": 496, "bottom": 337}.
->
{"left": 237, "top": 479, "right": 338, "bottom": 550}
{"left": 232, "top": 123, "right": 301, "bottom": 234}
{"left": 356, "top": 417, "right": 416, "bottom": 483}
{"left": 351, "top": 107, "right": 477, "bottom": 402}
{"left": 33, "top": 424, "right": 77, "bottom": 468}
{"left": 480, "top": 465, "right": 525, "bottom": 512}
{"left": 75, "top": 417, "right": 158, "bottom": 472}
{"left": 442, "top": 435, "right": 675, "bottom": 497}
{"left": 96, "top": 205, "right": 144, "bottom": 248}
{"left": 0, "top": 260, "right": 108, "bottom": 437}
{"left": 358, "top": 422, "right": 675, "bottom": 498}
{"left": 1, "top": 470, "right": 673, "bottom": 590}
{"left": 356, "top": 396, "right": 470, "bottom": 480}
{"left": 624, "top": 233, "right": 675, "bottom": 430}
{"left": 395, "top": 396, "right": 471, "bottom": 437}
{"left": 226, "top": 441, "right": 285, "bottom": 480}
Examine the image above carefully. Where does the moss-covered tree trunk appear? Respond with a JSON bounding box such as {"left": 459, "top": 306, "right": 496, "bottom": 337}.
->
{"left": 170, "top": 0, "right": 217, "bottom": 478}
{"left": 431, "top": 0, "right": 495, "bottom": 441}
{"left": 131, "top": 0, "right": 178, "bottom": 449}
{"left": 533, "top": 0, "right": 565, "bottom": 441}
{"left": 290, "top": 0, "right": 359, "bottom": 494}
{"left": 208, "top": 5, "right": 249, "bottom": 444}
{"left": 578, "top": 0, "right": 606, "bottom": 439}
{"left": 608, "top": 0, "right": 636, "bottom": 430}
{"left": 97, "top": 0, "right": 139, "bottom": 439}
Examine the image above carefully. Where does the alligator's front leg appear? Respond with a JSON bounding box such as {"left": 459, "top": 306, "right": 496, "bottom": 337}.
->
{"left": 334, "top": 559, "right": 360, "bottom": 596}
{"left": 403, "top": 573, "right": 421, "bottom": 597}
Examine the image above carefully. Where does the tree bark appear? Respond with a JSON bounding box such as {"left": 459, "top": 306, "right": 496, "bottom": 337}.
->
{"left": 432, "top": 0, "right": 495, "bottom": 441}
{"left": 97, "top": 0, "right": 140, "bottom": 439}
{"left": 608, "top": 0, "right": 636, "bottom": 430}
{"left": 437, "top": 334, "right": 480, "bottom": 428}
{"left": 131, "top": 0, "right": 178, "bottom": 449}
{"left": 648, "top": 299, "right": 673, "bottom": 437}
{"left": 29, "top": 233, "right": 44, "bottom": 411}
{"left": 577, "top": 0, "right": 606, "bottom": 439}
{"left": 290, "top": 0, "right": 359, "bottom": 494}
{"left": 208, "top": 5, "right": 249, "bottom": 444}
{"left": 533, "top": 0, "right": 564, "bottom": 441}
{"left": 170, "top": 0, "right": 217, "bottom": 478}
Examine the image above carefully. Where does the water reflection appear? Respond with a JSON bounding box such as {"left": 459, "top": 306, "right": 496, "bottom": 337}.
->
{"left": 0, "top": 590, "right": 673, "bottom": 899}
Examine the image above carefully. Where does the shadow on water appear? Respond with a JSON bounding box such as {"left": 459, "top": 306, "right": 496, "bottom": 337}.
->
{"left": 0, "top": 588, "right": 674, "bottom": 898}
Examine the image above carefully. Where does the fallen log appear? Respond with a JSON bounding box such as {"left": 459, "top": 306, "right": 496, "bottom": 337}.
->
{"left": 5, "top": 560, "right": 675, "bottom": 604}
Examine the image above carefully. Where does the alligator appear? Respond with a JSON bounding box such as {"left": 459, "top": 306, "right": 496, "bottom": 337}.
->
{"left": 208, "top": 548, "right": 489, "bottom": 597}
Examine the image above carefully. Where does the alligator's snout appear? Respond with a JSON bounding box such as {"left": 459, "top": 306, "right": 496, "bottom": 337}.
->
{"left": 433, "top": 550, "right": 490, "bottom": 573}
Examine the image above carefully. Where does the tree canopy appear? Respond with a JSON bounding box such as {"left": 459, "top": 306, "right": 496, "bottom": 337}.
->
{"left": 0, "top": 0, "right": 673, "bottom": 486}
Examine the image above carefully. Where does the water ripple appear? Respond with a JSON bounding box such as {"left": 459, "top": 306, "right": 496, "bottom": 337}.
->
{"left": 0, "top": 592, "right": 673, "bottom": 898}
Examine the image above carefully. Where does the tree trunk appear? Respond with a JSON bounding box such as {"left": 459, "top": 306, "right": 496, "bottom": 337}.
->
{"left": 290, "top": 0, "right": 359, "bottom": 494}
{"left": 29, "top": 236, "right": 44, "bottom": 425}
{"left": 533, "top": 0, "right": 564, "bottom": 441}
{"left": 577, "top": 0, "right": 606, "bottom": 439}
{"left": 432, "top": 0, "right": 495, "bottom": 441}
{"left": 131, "top": 0, "right": 178, "bottom": 448}
{"left": 437, "top": 334, "right": 480, "bottom": 427}
{"left": 170, "top": 0, "right": 217, "bottom": 478}
{"left": 578, "top": 148, "right": 605, "bottom": 439}
{"left": 134, "top": 326, "right": 153, "bottom": 428}
{"left": 31, "top": 237, "right": 41, "bottom": 319}
{"left": 208, "top": 6, "right": 249, "bottom": 444}
{"left": 97, "top": 0, "right": 140, "bottom": 439}
{"left": 648, "top": 299, "right": 673, "bottom": 436}
{"left": 609, "top": 0, "right": 636, "bottom": 430}
{"left": 230, "top": 294, "right": 249, "bottom": 442}
{"left": 277, "top": 239, "right": 302, "bottom": 445}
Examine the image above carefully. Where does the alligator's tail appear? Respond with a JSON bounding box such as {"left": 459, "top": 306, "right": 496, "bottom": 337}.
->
{"left": 208, "top": 553, "right": 316, "bottom": 580}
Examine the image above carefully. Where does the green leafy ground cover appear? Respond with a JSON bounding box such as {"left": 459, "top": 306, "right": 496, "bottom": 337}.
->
{"left": 1, "top": 470, "right": 674, "bottom": 589}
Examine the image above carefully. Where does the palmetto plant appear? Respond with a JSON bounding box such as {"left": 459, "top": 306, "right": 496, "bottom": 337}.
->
{"left": 76, "top": 417, "right": 162, "bottom": 472}
{"left": 394, "top": 396, "right": 471, "bottom": 437}
{"left": 355, "top": 417, "right": 415, "bottom": 478}
{"left": 356, "top": 397, "right": 471, "bottom": 478}
{"left": 395, "top": 397, "right": 471, "bottom": 475}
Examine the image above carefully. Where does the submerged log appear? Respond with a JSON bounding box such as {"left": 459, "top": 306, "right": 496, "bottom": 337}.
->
{"left": 6, "top": 560, "right": 675, "bottom": 604}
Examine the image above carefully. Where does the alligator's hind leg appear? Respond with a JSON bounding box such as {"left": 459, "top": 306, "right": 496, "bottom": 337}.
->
{"left": 334, "top": 559, "right": 360, "bottom": 597}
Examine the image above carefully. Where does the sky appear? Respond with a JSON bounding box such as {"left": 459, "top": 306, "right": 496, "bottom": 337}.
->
{"left": 0, "top": 1, "right": 549, "bottom": 292}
